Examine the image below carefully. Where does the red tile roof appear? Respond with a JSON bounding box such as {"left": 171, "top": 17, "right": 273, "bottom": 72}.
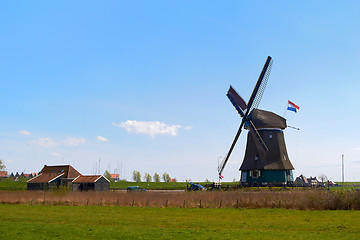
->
{"left": 110, "top": 174, "right": 119, "bottom": 179}
{"left": 27, "top": 173, "right": 64, "bottom": 183}
{"left": 39, "top": 165, "right": 81, "bottom": 179}
{"left": 0, "top": 171, "right": 8, "bottom": 177}
{"left": 73, "top": 175, "right": 109, "bottom": 183}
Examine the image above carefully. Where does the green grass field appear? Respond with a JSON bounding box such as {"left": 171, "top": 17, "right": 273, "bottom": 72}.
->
{"left": 0, "top": 204, "right": 359, "bottom": 239}
{"left": 0, "top": 179, "right": 238, "bottom": 190}
{"left": 0, "top": 178, "right": 27, "bottom": 190}
{"left": 1, "top": 178, "right": 359, "bottom": 191}
{"left": 110, "top": 180, "right": 189, "bottom": 190}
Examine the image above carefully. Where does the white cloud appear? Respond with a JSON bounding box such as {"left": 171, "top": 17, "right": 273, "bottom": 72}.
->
{"left": 18, "top": 130, "right": 31, "bottom": 136}
{"left": 97, "top": 136, "right": 109, "bottom": 142}
{"left": 112, "top": 120, "right": 182, "bottom": 137}
{"left": 62, "top": 137, "right": 85, "bottom": 146}
{"left": 31, "top": 137, "right": 58, "bottom": 148}
{"left": 50, "top": 152, "right": 60, "bottom": 157}
{"left": 30, "top": 136, "right": 85, "bottom": 148}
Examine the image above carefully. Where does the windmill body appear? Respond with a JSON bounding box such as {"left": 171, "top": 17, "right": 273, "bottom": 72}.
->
{"left": 218, "top": 56, "right": 295, "bottom": 186}
{"left": 240, "top": 109, "right": 294, "bottom": 186}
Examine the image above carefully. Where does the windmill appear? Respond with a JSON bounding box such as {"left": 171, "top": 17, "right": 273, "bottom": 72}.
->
{"left": 218, "top": 56, "right": 294, "bottom": 186}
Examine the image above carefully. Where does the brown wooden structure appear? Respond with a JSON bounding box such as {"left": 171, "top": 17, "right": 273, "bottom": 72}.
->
{"left": 72, "top": 175, "right": 110, "bottom": 191}
{"left": 27, "top": 165, "right": 81, "bottom": 190}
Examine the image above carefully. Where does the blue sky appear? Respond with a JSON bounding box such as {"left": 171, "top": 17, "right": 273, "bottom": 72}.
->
{"left": 1, "top": 1, "right": 360, "bottom": 182}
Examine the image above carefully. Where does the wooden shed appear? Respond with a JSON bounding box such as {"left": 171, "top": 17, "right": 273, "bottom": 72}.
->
{"left": 72, "top": 175, "right": 110, "bottom": 191}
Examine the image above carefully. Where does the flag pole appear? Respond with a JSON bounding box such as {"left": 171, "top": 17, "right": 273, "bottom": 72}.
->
{"left": 342, "top": 154, "right": 344, "bottom": 190}
{"left": 283, "top": 100, "right": 288, "bottom": 118}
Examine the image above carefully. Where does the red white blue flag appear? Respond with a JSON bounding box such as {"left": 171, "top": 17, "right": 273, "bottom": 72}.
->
{"left": 287, "top": 100, "right": 300, "bottom": 113}
{"left": 219, "top": 174, "right": 224, "bottom": 179}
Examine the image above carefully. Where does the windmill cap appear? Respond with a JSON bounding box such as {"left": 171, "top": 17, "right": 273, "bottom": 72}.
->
{"left": 246, "top": 109, "right": 287, "bottom": 130}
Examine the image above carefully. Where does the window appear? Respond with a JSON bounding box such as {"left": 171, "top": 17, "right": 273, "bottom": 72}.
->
{"left": 251, "top": 170, "right": 261, "bottom": 178}
{"left": 255, "top": 153, "right": 259, "bottom": 161}
{"left": 269, "top": 131, "right": 272, "bottom": 139}
{"left": 241, "top": 171, "right": 247, "bottom": 182}
{"left": 284, "top": 154, "right": 287, "bottom": 161}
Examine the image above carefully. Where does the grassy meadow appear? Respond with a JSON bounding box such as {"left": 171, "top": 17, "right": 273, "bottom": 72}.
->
{"left": 0, "top": 179, "right": 237, "bottom": 191}
{"left": 3, "top": 178, "right": 359, "bottom": 191}
{"left": 0, "top": 178, "right": 27, "bottom": 190}
{"left": 1, "top": 204, "right": 360, "bottom": 239}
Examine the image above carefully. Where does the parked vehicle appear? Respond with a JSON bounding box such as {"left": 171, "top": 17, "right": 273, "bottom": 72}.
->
{"left": 127, "top": 186, "right": 146, "bottom": 192}
{"left": 186, "top": 182, "right": 207, "bottom": 191}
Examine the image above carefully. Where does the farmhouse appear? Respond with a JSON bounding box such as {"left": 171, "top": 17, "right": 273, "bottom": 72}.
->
{"left": 72, "top": 175, "right": 110, "bottom": 191}
{"left": 110, "top": 173, "right": 119, "bottom": 181}
{"left": 27, "top": 165, "right": 81, "bottom": 190}
{"left": 0, "top": 171, "right": 8, "bottom": 178}
{"left": 294, "top": 175, "right": 320, "bottom": 187}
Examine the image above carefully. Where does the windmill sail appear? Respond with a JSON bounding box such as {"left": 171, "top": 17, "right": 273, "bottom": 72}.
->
{"left": 227, "top": 86, "right": 247, "bottom": 116}
{"left": 248, "top": 120, "right": 268, "bottom": 159}
{"left": 248, "top": 57, "right": 273, "bottom": 113}
{"left": 218, "top": 56, "right": 273, "bottom": 175}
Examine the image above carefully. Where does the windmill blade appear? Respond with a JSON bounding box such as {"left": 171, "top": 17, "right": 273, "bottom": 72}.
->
{"left": 219, "top": 56, "right": 273, "bottom": 175}
{"left": 218, "top": 120, "right": 245, "bottom": 175}
{"left": 227, "top": 85, "right": 247, "bottom": 117}
{"left": 247, "top": 56, "right": 273, "bottom": 113}
{"left": 248, "top": 120, "right": 268, "bottom": 160}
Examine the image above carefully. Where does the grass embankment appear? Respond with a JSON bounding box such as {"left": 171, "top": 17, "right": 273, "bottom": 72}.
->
{"left": 0, "top": 178, "right": 27, "bottom": 190}
{"left": 0, "top": 179, "right": 239, "bottom": 190}
{"left": 110, "top": 181, "right": 189, "bottom": 190}
{"left": 110, "top": 181, "right": 240, "bottom": 190}
{"left": 0, "top": 204, "right": 359, "bottom": 239}
{"left": 1, "top": 178, "right": 359, "bottom": 191}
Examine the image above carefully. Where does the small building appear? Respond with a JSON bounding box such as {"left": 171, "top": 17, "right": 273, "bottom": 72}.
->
{"left": 294, "top": 175, "right": 320, "bottom": 187}
{"left": 0, "top": 171, "right": 8, "bottom": 178}
{"left": 110, "top": 173, "right": 119, "bottom": 181}
{"left": 308, "top": 177, "right": 320, "bottom": 187}
{"left": 294, "top": 174, "right": 310, "bottom": 187}
{"left": 328, "top": 181, "right": 337, "bottom": 187}
{"left": 23, "top": 173, "right": 31, "bottom": 179}
{"left": 72, "top": 175, "right": 110, "bottom": 191}
{"left": 27, "top": 165, "right": 81, "bottom": 190}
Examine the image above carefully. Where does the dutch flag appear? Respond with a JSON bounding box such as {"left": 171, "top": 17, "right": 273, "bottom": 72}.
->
{"left": 287, "top": 100, "right": 300, "bottom": 113}
{"left": 219, "top": 174, "right": 224, "bottom": 179}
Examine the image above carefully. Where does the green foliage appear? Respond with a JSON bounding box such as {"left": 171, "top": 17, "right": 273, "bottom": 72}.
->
{"left": 162, "top": 172, "right": 170, "bottom": 182}
{"left": 0, "top": 159, "right": 5, "bottom": 171}
{"left": 153, "top": 173, "right": 160, "bottom": 182}
{"left": 103, "top": 170, "right": 112, "bottom": 182}
{"left": 17, "top": 176, "right": 28, "bottom": 182}
{"left": 1, "top": 205, "right": 360, "bottom": 239}
{"left": 132, "top": 170, "right": 141, "bottom": 182}
{"left": 144, "top": 173, "right": 152, "bottom": 182}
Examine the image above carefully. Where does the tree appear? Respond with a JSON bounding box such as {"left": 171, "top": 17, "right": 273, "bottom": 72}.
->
{"left": 318, "top": 174, "right": 328, "bottom": 184}
{"left": 153, "top": 173, "right": 160, "bottom": 182}
{"left": 132, "top": 170, "right": 141, "bottom": 182}
{"left": 103, "top": 170, "right": 113, "bottom": 181}
{"left": 162, "top": 172, "right": 170, "bottom": 182}
{"left": 144, "top": 173, "right": 152, "bottom": 182}
{"left": 0, "top": 160, "right": 5, "bottom": 171}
